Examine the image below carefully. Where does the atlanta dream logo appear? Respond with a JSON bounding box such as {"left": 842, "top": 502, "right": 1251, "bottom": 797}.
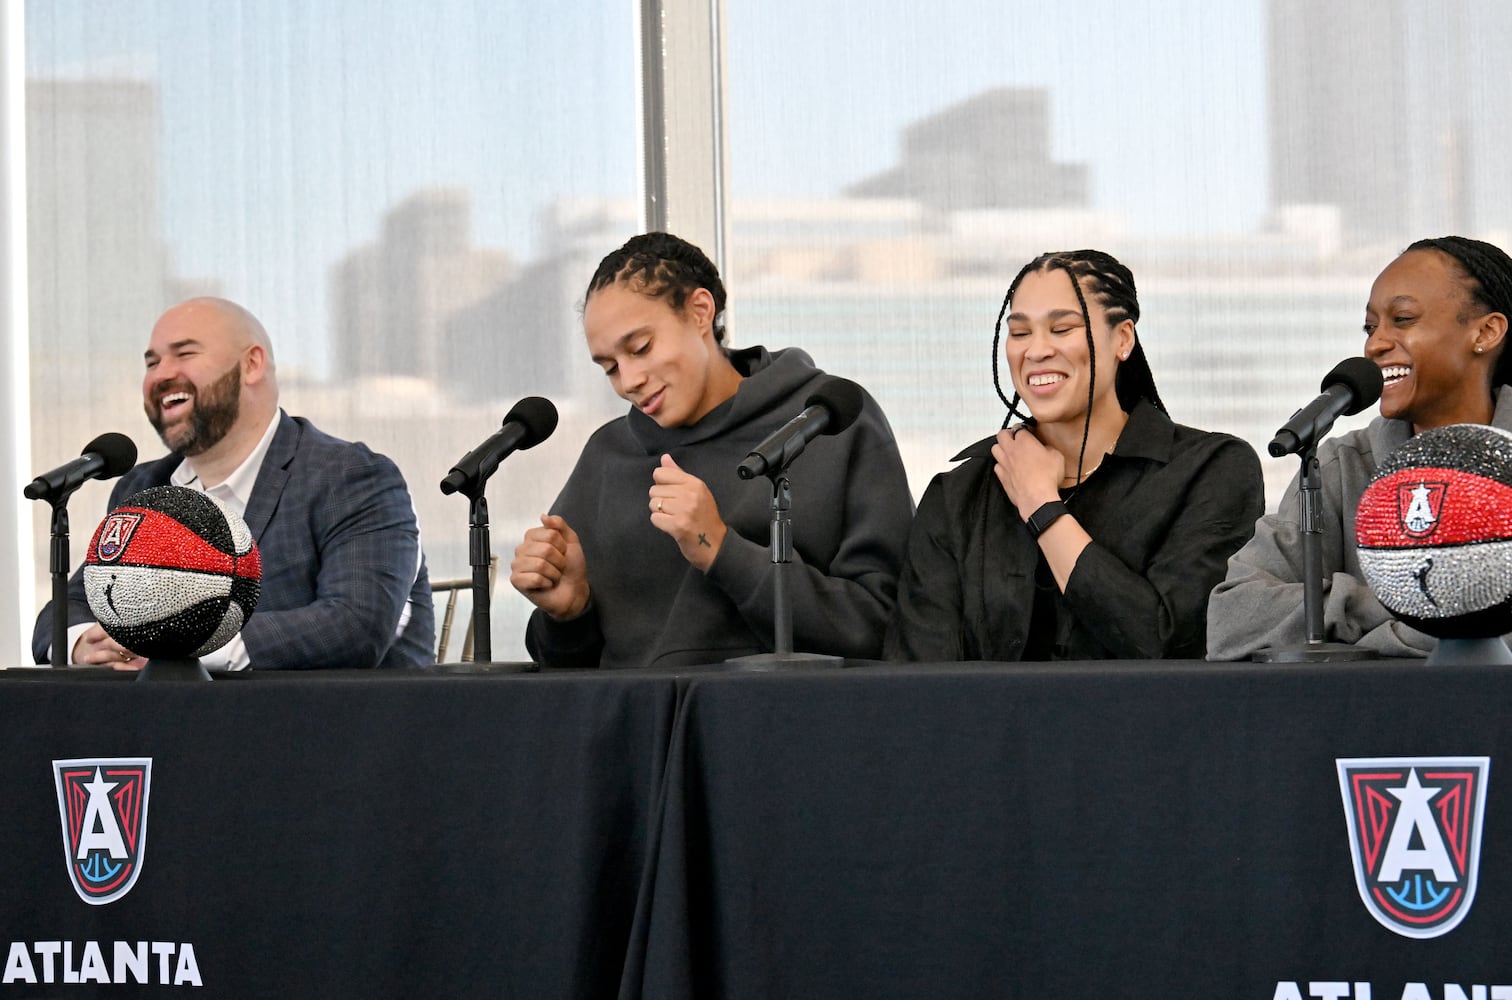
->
{"left": 1397, "top": 481, "right": 1447, "bottom": 538}
{"left": 53, "top": 758, "right": 152, "bottom": 905}
{"left": 1337, "top": 757, "right": 1489, "bottom": 938}
{"left": 93, "top": 511, "right": 144, "bottom": 562}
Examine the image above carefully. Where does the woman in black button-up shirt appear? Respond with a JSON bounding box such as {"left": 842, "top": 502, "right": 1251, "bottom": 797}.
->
{"left": 886, "top": 249, "right": 1264, "bottom": 662}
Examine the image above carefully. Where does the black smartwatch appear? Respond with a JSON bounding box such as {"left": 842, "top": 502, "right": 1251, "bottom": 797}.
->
{"left": 1025, "top": 500, "right": 1069, "bottom": 539}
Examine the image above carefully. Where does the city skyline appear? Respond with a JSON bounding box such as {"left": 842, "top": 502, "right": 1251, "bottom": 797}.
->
{"left": 20, "top": 0, "right": 1512, "bottom": 661}
{"left": 27, "top": 1, "right": 1512, "bottom": 379}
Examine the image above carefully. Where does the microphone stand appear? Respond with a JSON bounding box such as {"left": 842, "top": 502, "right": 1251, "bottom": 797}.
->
{"left": 726, "top": 470, "right": 842, "bottom": 669}
{"left": 459, "top": 483, "right": 493, "bottom": 664}
{"left": 1253, "top": 442, "right": 1371, "bottom": 662}
{"left": 436, "top": 476, "right": 534, "bottom": 673}
{"left": 469, "top": 490, "right": 493, "bottom": 663}
{"left": 47, "top": 499, "right": 70, "bottom": 667}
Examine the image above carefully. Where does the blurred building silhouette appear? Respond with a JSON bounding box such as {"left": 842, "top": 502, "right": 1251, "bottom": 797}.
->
{"left": 1266, "top": 0, "right": 1501, "bottom": 249}
{"left": 329, "top": 189, "right": 512, "bottom": 383}
{"left": 25, "top": 77, "right": 182, "bottom": 615}
{"left": 27, "top": 78, "right": 172, "bottom": 380}
{"left": 847, "top": 88, "right": 1087, "bottom": 214}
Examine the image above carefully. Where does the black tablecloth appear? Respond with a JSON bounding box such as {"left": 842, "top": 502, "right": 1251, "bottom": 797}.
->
{"left": 0, "top": 669, "right": 677, "bottom": 998}
{"left": 4, "top": 660, "right": 1511, "bottom": 998}
{"left": 636, "top": 660, "right": 1512, "bottom": 998}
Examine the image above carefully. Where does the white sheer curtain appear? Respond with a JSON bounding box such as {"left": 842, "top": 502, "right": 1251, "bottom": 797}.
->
{"left": 19, "top": 0, "right": 638, "bottom": 662}
{"left": 13, "top": 0, "right": 1512, "bottom": 663}
{"left": 723, "top": 0, "right": 1512, "bottom": 505}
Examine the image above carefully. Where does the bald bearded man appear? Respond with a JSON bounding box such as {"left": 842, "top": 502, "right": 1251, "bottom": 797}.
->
{"left": 33, "top": 297, "right": 435, "bottom": 670}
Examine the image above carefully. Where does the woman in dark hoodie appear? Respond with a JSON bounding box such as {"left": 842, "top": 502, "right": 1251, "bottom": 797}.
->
{"left": 510, "top": 232, "right": 912, "bottom": 669}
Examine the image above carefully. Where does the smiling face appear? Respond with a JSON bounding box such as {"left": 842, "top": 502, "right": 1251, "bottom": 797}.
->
{"left": 1364, "top": 249, "right": 1503, "bottom": 432}
{"left": 143, "top": 303, "right": 255, "bottom": 456}
{"left": 584, "top": 280, "right": 740, "bottom": 428}
{"left": 1004, "top": 267, "right": 1135, "bottom": 428}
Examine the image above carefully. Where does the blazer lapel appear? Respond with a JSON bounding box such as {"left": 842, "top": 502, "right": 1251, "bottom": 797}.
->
{"left": 242, "top": 411, "right": 299, "bottom": 542}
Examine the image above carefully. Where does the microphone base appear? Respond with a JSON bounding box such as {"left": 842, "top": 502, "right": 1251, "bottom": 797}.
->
{"left": 1251, "top": 643, "right": 1375, "bottom": 663}
{"left": 427, "top": 661, "right": 540, "bottom": 674}
{"left": 136, "top": 657, "right": 213, "bottom": 682}
{"left": 723, "top": 651, "right": 843, "bottom": 671}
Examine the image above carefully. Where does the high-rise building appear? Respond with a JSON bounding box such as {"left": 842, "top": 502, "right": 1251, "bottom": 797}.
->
{"left": 846, "top": 88, "right": 1087, "bottom": 214}
{"left": 25, "top": 77, "right": 177, "bottom": 608}
{"left": 1267, "top": 0, "right": 1411, "bottom": 249}
{"left": 328, "top": 189, "right": 512, "bottom": 383}
{"left": 27, "top": 78, "right": 171, "bottom": 387}
{"left": 1265, "top": 0, "right": 1503, "bottom": 247}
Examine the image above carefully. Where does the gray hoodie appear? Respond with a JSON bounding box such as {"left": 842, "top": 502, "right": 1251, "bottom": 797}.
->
{"left": 527, "top": 346, "right": 913, "bottom": 669}
{"left": 1207, "top": 388, "right": 1512, "bottom": 660}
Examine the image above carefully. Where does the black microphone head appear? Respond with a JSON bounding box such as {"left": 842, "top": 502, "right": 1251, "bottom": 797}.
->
{"left": 1321, "top": 357, "right": 1384, "bottom": 416}
{"left": 83, "top": 432, "right": 138, "bottom": 478}
{"left": 503, "top": 396, "right": 559, "bottom": 450}
{"left": 803, "top": 378, "right": 866, "bottom": 436}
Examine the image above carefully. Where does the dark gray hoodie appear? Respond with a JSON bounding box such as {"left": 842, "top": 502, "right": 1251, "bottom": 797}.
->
{"left": 526, "top": 346, "right": 912, "bottom": 669}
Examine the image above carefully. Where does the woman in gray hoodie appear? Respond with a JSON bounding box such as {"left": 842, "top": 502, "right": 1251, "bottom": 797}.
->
{"left": 510, "top": 232, "right": 913, "bottom": 669}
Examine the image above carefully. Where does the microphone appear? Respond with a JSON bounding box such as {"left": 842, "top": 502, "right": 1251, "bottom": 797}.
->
{"left": 1268, "top": 357, "right": 1384, "bottom": 458}
{"left": 440, "top": 396, "right": 558, "bottom": 495}
{"left": 24, "top": 432, "right": 137, "bottom": 501}
{"left": 738, "top": 378, "right": 866, "bottom": 480}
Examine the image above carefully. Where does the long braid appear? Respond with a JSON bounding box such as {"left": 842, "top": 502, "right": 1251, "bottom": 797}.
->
{"left": 1405, "top": 236, "right": 1512, "bottom": 388}
{"left": 1062, "top": 265, "right": 1096, "bottom": 487}
{"left": 991, "top": 265, "right": 1036, "bottom": 427}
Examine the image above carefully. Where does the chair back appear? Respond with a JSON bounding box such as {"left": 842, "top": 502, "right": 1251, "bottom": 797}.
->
{"left": 432, "top": 556, "right": 497, "bottom": 662}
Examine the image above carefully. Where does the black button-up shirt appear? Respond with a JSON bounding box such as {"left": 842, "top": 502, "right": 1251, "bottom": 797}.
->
{"left": 886, "top": 401, "right": 1264, "bottom": 661}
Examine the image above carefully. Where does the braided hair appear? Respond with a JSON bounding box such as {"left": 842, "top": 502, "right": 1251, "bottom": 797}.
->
{"left": 586, "top": 232, "right": 729, "bottom": 343}
{"left": 1403, "top": 236, "right": 1512, "bottom": 388}
{"left": 989, "top": 249, "right": 1166, "bottom": 482}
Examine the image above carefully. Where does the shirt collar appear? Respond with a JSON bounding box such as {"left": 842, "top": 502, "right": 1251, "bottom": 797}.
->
{"left": 1108, "top": 399, "right": 1176, "bottom": 464}
{"left": 170, "top": 410, "right": 281, "bottom": 517}
{"left": 951, "top": 399, "right": 1175, "bottom": 465}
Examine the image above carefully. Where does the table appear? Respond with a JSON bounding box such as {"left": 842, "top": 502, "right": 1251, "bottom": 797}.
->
{"left": 4, "top": 659, "right": 1511, "bottom": 998}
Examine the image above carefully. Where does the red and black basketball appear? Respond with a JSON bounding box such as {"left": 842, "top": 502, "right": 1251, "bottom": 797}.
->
{"left": 1356, "top": 424, "right": 1512, "bottom": 639}
{"left": 83, "top": 486, "right": 262, "bottom": 658}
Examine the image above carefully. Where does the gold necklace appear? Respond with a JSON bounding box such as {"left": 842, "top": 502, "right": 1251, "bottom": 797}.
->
{"left": 1060, "top": 458, "right": 1104, "bottom": 485}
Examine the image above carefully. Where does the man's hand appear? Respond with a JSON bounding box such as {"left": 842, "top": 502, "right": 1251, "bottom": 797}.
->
{"left": 510, "top": 514, "right": 591, "bottom": 620}
{"left": 72, "top": 624, "right": 146, "bottom": 671}
{"left": 648, "top": 454, "right": 728, "bottom": 572}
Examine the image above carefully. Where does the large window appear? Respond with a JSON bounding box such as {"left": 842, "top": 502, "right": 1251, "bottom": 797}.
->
{"left": 22, "top": 1, "right": 638, "bottom": 661}
{"left": 14, "top": 0, "right": 1512, "bottom": 662}
{"left": 722, "top": 0, "right": 1512, "bottom": 503}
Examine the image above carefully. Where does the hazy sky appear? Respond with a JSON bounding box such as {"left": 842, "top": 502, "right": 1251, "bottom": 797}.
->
{"left": 24, "top": 0, "right": 1270, "bottom": 373}
{"left": 726, "top": 0, "right": 1267, "bottom": 234}
{"left": 27, "top": 0, "right": 1270, "bottom": 238}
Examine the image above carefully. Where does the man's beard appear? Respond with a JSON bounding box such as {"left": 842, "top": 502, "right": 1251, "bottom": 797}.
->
{"left": 147, "top": 362, "right": 242, "bottom": 457}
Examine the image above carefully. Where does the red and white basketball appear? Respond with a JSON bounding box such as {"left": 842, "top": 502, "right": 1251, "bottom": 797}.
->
{"left": 1356, "top": 424, "right": 1512, "bottom": 639}
{"left": 83, "top": 486, "right": 262, "bottom": 658}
